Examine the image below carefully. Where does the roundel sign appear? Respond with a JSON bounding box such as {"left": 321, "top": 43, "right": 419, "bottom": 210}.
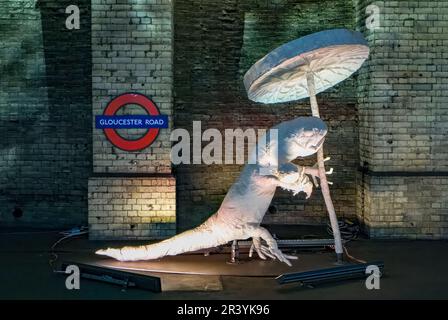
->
{"left": 95, "top": 93, "right": 168, "bottom": 152}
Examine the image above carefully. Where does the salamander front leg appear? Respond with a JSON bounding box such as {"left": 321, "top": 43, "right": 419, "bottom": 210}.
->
{"left": 248, "top": 227, "right": 298, "bottom": 266}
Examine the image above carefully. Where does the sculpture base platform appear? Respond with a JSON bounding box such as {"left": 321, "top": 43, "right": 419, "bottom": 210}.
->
{"left": 60, "top": 251, "right": 343, "bottom": 277}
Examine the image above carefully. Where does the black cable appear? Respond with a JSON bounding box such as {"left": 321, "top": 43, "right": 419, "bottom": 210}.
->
{"left": 326, "top": 218, "right": 365, "bottom": 263}
{"left": 327, "top": 218, "right": 360, "bottom": 241}
{"left": 48, "top": 228, "right": 88, "bottom": 273}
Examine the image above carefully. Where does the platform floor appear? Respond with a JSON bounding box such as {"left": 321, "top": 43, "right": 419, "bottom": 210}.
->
{"left": 1, "top": 226, "right": 448, "bottom": 299}
{"left": 62, "top": 249, "right": 343, "bottom": 291}
{"left": 67, "top": 250, "right": 340, "bottom": 277}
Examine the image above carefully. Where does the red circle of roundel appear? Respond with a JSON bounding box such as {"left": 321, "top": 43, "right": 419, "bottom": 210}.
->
{"left": 103, "top": 93, "right": 160, "bottom": 151}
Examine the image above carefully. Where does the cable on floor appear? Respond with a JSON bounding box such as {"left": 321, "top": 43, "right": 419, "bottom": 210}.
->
{"left": 49, "top": 226, "right": 88, "bottom": 273}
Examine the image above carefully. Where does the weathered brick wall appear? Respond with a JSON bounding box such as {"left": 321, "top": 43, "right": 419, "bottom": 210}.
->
{"left": 88, "top": 0, "right": 176, "bottom": 239}
{"left": 92, "top": 0, "right": 173, "bottom": 174}
{"left": 3, "top": 0, "right": 446, "bottom": 239}
{"left": 356, "top": 0, "right": 448, "bottom": 238}
{"left": 174, "top": 0, "right": 360, "bottom": 231}
{"left": 357, "top": 174, "right": 448, "bottom": 239}
{"left": 0, "top": 0, "right": 91, "bottom": 227}
{"left": 88, "top": 177, "right": 176, "bottom": 240}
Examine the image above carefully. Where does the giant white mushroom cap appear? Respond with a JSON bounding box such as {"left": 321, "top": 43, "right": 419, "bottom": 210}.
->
{"left": 244, "top": 28, "right": 369, "bottom": 104}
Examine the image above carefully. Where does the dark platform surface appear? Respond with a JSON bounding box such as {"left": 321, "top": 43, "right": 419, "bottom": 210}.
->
{"left": 65, "top": 250, "right": 341, "bottom": 277}
{"left": 2, "top": 227, "right": 448, "bottom": 299}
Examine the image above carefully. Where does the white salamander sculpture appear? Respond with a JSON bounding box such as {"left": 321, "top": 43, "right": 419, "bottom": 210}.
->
{"left": 96, "top": 116, "right": 330, "bottom": 266}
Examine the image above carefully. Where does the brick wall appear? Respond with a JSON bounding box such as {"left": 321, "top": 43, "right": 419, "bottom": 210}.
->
{"left": 92, "top": 0, "right": 173, "bottom": 174}
{"left": 88, "top": 177, "right": 176, "bottom": 240}
{"left": 174, "top": 0, "right": 360, "bottom": 231}
{"left": 0, "top": 0, "right": 91, "bottom": 227}
{"left": 356, "top": 0, "right": 448, "bottom": 238}
{"left": 2, "top": 0, "right": 447, "bottom": 239}
{"left": 88, "top": 0, "right": 176, "bottom": 240}
{"left": 357, "top": 174, "right": 448, "bottom": 239}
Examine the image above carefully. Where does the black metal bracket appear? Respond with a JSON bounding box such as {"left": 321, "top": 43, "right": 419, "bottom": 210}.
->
{"left": 59, "top": 261, "right": 161, "bottom": 292}
{"left": 276, "top": 261, "right": 384, "bottom": 287}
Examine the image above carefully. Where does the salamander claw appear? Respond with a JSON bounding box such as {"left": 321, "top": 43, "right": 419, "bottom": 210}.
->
{"left": 249, "top": 238, "right": 267, "bottom": 260}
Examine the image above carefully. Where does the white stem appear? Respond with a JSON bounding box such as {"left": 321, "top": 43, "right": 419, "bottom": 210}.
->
{"left": 306, "top": 72, "right": 344, "bottom": 259}
{"left": 306, "top": 73, "right": 320, "bottom": 117}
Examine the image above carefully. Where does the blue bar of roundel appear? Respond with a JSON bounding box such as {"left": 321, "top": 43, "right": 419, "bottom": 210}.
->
{"left": 95, "top": 115, "right": 169, "bottom": 129}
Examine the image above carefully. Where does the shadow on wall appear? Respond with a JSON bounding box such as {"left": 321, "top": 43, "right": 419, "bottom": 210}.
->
{"left": 0, "top": 0, "right": 91, "bottom": 227}
{"left": 173, "top": 0, "right": 358, "bottom": 231}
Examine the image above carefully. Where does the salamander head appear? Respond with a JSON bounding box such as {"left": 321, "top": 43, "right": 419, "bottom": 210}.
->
{"left": 282, "top": 117, "right": 328, "bottom": 159}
